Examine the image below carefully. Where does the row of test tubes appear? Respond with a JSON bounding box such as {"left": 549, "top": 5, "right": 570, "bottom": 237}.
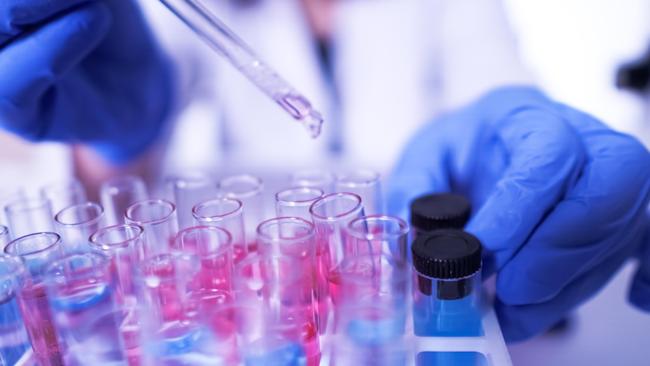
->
{"left": 0, "top": 169, "right": 414, "bottom": 366}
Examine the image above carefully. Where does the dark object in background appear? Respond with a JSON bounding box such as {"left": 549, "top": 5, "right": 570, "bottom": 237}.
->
{"left": 409, "top": 193, "right": 471, "bottom": 238}
{"left": 616, "top": 44, "right": 650, "bottom": 94}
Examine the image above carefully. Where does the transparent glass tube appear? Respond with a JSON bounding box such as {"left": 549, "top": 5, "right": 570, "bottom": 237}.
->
{"left": 346, "top": 215, "right": 410, "bottom": 266}
{"left": 136, "top": 252, "right": 234, "bottom": 365}
{"left": 166, "top": 172, "right": 217, "bottom": 230}
{"left": 234, "top": 254, "right": 320, "bottom": 366}
{"left": 335, "top": 169, "right": 383, "bottom": 215}
{"left": 44, "top": 252, "right": 127, "bottom": 365}
{"left": 193, "top": 198, "right": 247, "bottom": 263}
{"left": 40, "top": 180, "right": 87, "bottom": 215}
{"left": 54, "top": 202, "right": 105, "bottom": 254}
{"left": 89, "top": 224, "right": 145, "bottom": 307}
{"left": 218, "top": 175, "right": 264, "bottom": 251}
{"left": 100, "top": 176, "right": 148, "bottom": 226}
{"left": 0, "top": 255, "right": 30, "bottom": 365}
{"left": 309, "top": 193, "right": 364, "bottom": 333}
{"left": 125, "top": 199, "right": 178, "bottom": 259}
{"left": 4, "top": 198, "right": 55, "bottom": 239}
{"left": 256, "top": 217, "right": 323, "bottom": 337}
{"left": 290, "top": 169, "right": 335, "bottom": 194}
{"left": 158, "top": 0, "right": 324, "bottom": 138}
{"left": 174, "top": 226, "right": 234, "bottom": 295}
{"left": 275, "top": 187, "right": 324, "bottom": 222}
{"left": 4, "top": 232, "right": 65, "bottom": 366}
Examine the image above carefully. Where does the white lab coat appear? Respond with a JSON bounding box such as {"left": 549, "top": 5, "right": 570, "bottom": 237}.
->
{"left": 140, "top": 0, "right": 531, "bottom": 175}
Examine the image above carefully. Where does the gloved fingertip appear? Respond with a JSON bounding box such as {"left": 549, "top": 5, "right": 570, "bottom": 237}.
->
{"left": 494, "top": 301, "right": 538, "bottom": 343}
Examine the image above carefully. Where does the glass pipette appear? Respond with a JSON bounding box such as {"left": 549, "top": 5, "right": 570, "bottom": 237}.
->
{"left": 159, "top": 0, "right": 324, "bottom": 138}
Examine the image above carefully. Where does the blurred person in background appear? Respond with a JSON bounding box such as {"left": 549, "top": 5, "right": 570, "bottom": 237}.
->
{"left": 1, "top": 0, "right": 650, "bottom": 359}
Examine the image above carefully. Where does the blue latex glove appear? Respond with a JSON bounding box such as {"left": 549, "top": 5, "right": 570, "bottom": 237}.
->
{"left": 387, "top": 86, "right": 650, "bottom": 341}
{"left": 0, "top": 0, "right": 173, "bottom": 163}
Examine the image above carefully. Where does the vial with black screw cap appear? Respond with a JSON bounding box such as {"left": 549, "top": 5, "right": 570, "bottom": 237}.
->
{"left": 409, "top": 193, "right": 471, "bottom": 238}
{"left": 411, "top": 229, "right": 482, "bottom": 336}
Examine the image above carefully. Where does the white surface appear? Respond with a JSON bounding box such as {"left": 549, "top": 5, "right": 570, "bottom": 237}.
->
{"left": 509, "top": 262, "right": 650, "bottom": 366}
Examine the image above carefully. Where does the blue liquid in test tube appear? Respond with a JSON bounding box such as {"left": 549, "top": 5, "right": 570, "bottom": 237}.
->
{"left": 0, "top": 256, "right": 30, "bottom": 365}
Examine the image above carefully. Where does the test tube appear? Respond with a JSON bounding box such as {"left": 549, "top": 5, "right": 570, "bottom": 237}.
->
{"left": 411, "top": 229, "right": 483, "bottom": 337}
{"left": 309, "top": 192, "right": 364, "bottom": 333}
{"left": 54, "top": 202, "right": 105, "bottom": 254}
{"left": 335, "top": 169, "right": 383, "bottom": 215}
{"left": 166, "top": 172, "right": 218, "bottom": 230}
{"left": 275, "top": 187, "right": 324, "bottom": 222}
{"left": 4, "top": 232, "right": 65, "bottom": 366}
{"left": 290, "top": 169, "right": 335, "bottom": 194}
{"left": 234, "top": 254, "right": 320, "bottom": 366}
{"left": 0, "top": 256, "right": 30, "bottom": 365}
{"left": 44, "top": 252, "right": 127, "bottom": 365}
{"left": 100, "top": 176, "right": 148, "bottom": 226}
{"left": 40, "top": 180, "right": 87, "bottom": 215}
{"left": 89, "top": 224, "right": 145, "bottom": 306}
{"left": 193, "top": 198, "right": 247, "bottom": 263}
{"left": 256, "top": 217, "right": 323, "bottom": 333}
{"left": 4, "top": 198, "right": 55, "bottom": 239}
{"left": 174, "top": 226, "right": 234, "bottom": 295}
{"left": 125, "top": 199, "right": 178, "bottom": 258}
{"left": 217, "top": 174, "right": 264, "bottom": 252}
{"left": 136, "top": 253, "right": 229, "bottom": 365}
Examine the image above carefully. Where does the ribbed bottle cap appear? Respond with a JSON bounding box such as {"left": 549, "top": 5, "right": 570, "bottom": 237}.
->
{"left": 412, "top": 229, "right": 482, "bottom": 279}
{"left": 409, "top": 194, "right": 471, "bottom": 232}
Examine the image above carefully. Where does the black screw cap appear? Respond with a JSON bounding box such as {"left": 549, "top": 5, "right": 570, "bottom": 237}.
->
{"left": 410, "top": 194, "right": 471, "bottom": 233}
{"left": 412, "top": 229, "right": 482, "bottom": 279}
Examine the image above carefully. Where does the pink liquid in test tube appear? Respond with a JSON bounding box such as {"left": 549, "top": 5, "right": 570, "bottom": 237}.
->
{"left": 5, "top": 232, "right": 65, "bottom": 366}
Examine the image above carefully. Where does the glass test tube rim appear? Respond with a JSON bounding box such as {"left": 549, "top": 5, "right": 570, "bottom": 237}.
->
{"left": 4, "top": 232, "right": 62, "bottom": 257}
{"left": 4, "top": 197, "right": 52, "bottom": 215}
{"left": 44, "top": 251, "right": 110, "bottom": 284}
{"left": 192, "top": 197, "right": 243, "bottom": 223}
{"left": 100, "top": 175, "right": 147, "bottom": 196}
{"left": 89, "top": 224, "right": 144, "bottom": 251}
{"left": 335, "top": 169, "right": 381, "bottom": 189}
{"left": 309, "top": 192, "right": 363, "bottom": 222}
{"left": 125, "top": 199, "right": 176, "bottom": 226}
{"left": 174, "top": 225, "right": 233, "bottom": 256}
{"left": 218, "top": 174, "right": 264, "bottom": 199}
{"left": 290, "top": 169, "right": 335, "bottom": 187}
{"left": 346, "top": 215, "right": 409, "bottom": 242}
{"left": 275, "top": 187, "right": 325, "bottom": 207}
{"left": 256, "top": 216, "right": 315, "bottom": 245}
{"left": 54, "top": 201, "right": 104, "bottom": 228}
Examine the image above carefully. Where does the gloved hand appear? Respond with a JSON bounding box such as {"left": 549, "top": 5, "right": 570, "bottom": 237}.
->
{"left": 0, "top": 0, "right": 173, "bottom": 163}
{"left": 387, "top": 86, "right": 650, "bottom": 341}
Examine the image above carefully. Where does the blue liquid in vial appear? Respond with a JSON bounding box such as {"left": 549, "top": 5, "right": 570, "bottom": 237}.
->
{"left": 0, "top": 294, "right": 30, "bottom": 365}
{"left": 413, "top": 294, "right": 482, "bottom": 337}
